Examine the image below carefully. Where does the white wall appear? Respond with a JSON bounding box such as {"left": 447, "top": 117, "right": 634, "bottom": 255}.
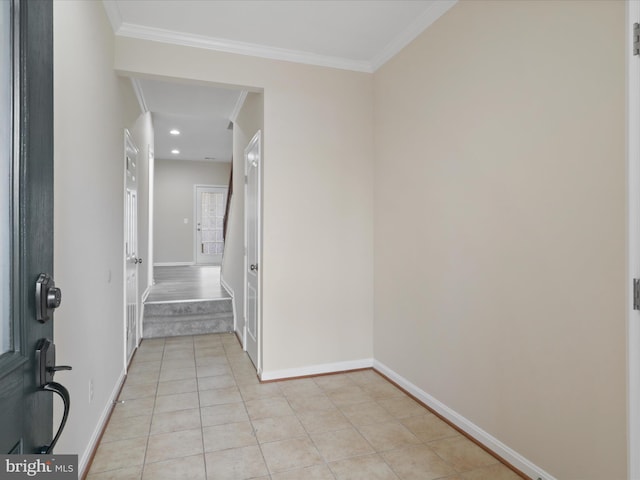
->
{"left": 115, "top": 39, "right": 375, "bottom": 376}
{"left": 131, "top": 112, "right": 154, "bottom": 295}
{"left": 154, "top": 159, "right": 231, "bottom": 264}
{"left": 222, "top": 92, "right": 264, "bottom": 343}
{"left": 53, "top": 0, "right": 140, "bottom": 473}
{"left": 373, "top": 1, "right": 626, "bottom": 479}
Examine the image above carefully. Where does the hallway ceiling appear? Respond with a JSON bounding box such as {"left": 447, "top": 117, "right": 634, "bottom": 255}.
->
{"left": 106, "top": 0, "right": 456, "bottom": 163}
{"left": 136, "top": 78, "right": 242, "bottom": 163}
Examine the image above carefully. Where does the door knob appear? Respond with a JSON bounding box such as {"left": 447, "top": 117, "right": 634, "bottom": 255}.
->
{"left": 134, "top": 257, "right": 143, "bottom": 264}
{"left": 250, "top": 264, "right": 258, "bottom": 271}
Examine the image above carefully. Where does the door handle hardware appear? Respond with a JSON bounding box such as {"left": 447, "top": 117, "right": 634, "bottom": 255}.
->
{"left": 250, "top": 264, "right": 258, "bottom": 271}
{"left": 35, "top": 273, "right": 62, "bottom": 323}
{"left": 38, "top": 381, "right": 70, "bottom": 454}
{"left": 35, "top": 338, "right": 72, "bottom": 386}
{"left": 134, "top": 257, "right": 143, "bottom": 264}
{"left": 35, "top": 338, "right": 72, "bottom": 454}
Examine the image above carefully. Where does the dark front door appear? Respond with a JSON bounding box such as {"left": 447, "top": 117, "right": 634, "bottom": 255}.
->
{"left": 0, "top": 0, "right": 55, "bottom": 454}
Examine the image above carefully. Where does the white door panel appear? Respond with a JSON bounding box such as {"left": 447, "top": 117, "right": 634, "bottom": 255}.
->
{"left": 125, "top": 130, "right": 139, "bottom": 364}
{"left": 244, "top": 131, "right": 261, "bottom": 371}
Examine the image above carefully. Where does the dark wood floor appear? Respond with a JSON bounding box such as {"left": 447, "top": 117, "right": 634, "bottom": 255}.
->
{"left": 146, "top": 266, "right": 231, "bottom": 304}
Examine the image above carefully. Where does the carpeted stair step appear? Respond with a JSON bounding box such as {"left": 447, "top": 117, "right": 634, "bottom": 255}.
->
{"left": 143, "top": 298, "right": 233, "bottom": 338}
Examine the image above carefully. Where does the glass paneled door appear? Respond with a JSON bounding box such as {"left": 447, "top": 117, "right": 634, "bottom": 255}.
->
{"left": 195, "top": 186, "right": 227, "bottom": 264}
{"left": 0, "top": 0, "right": 57, "bottom": 454}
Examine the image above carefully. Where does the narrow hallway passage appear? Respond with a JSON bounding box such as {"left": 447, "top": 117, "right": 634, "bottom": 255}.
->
{"left": 86, "top": 334, "right": 523, "bottom": 480}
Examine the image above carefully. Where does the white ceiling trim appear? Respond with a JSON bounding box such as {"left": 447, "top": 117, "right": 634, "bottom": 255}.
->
{"left": 115, "top": 23, "right": 374, "bottom": 73}
{"left": 102, "top": 0, "right": 457, "bottom": 73}
{"left": 130, "top": 78, "right": 148, "bottom": 113}
{"left": 370, "top": 0, "right": 457, "bottom": 71}
{"left": 229, "top": 91, "right": 249, "bottom": 124}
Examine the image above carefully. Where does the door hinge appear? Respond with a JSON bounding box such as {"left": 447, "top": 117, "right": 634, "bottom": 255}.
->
{"left": 634, "top": 279, "right": 640, "bottom": 310}
{"left": 634, "top": 23, "right": 640, "bottom": 56}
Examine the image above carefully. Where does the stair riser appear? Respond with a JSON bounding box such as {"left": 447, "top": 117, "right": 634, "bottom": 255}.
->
{"left": 144, "top": 300, "right": 232, "bottom": 316}
{"left": 143, "top": 315, "right": 233, "bottom": 338}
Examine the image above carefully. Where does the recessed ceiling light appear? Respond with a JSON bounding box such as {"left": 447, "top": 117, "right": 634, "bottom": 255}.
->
{"left": 171, "top": 149, "right": 180, "bottom": 154}
{"left": 170, "top": 129, "right": 180, "bottom": 135}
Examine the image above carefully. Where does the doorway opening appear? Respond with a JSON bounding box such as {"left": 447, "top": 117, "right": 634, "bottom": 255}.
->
{"left": 122, "top": 75, "right": 264, "bottom": 374}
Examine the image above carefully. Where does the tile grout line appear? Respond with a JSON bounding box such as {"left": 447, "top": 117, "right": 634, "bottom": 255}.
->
{"left": 224, "top": 335, "right": 273, "bottom": 479}
{"left": 288, "top": 380, "right": 340, "bottom": 479}
{"left": 193, "top": 336, "right": 209, "bottom": 480}
{"left": 140, "top": 338, "right": 165, "bottom": 480}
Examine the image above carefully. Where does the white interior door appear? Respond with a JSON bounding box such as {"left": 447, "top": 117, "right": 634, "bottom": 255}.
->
{"left": 196, "top": 185, "right": 227, "bottom": 265}
{"left": 244, "top": 131, "right": 261, "bottom": 371}
{"left": 125, "top": 130, "right": 140, "bottom": 363}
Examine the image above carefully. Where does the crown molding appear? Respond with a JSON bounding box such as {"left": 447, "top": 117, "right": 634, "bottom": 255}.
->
{"left": 101, "top": 0, "right": 122, "bottom": 32}
{"left": 130, "top": 78, "right": 148, "bottom": 113}
{"left": 371, "top": 0, "right": 457, "bottom": 71}
{"left": 229, "top": 91, "right": 249, "bottom": 124}
{"left": 116, "top": 23, "right": 374, "bottom": 73}
{"left": 107, "top": 1, "right": 456, "bottom": 74}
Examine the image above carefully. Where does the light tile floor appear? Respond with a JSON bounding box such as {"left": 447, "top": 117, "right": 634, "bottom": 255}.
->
{"left": 86, "top": 334, "right": 524, "bottom": 480}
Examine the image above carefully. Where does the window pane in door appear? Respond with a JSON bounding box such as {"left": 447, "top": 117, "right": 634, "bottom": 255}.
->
{"left": 0, "top": 0, "right": 12, "bottom": 354}
{"left": 201, "top": 191, "right": 225, "bottom": 255}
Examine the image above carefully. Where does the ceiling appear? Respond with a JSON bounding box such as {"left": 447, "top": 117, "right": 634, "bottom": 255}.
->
{"left": 136, "top": 78, "right": 242, "bottom": 162}
{"left": 104, "top": 0, "right": 456, "bottom": 163}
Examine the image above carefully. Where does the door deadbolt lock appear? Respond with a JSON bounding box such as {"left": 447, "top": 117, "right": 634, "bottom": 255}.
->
{"left": 36, "top": 273, "right": 62, "bottom": 323}
{"left": 250, "top": 264, "right": 258, "bottom": 271}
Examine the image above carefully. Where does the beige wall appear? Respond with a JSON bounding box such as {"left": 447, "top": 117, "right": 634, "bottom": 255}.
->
{"left": 373, "top": 1, "right": 626, "bottom": 479}
{"left": 116, "top": 39, "right": 375, "bottom": 374}
{"left": 154, "top": 159, "right": 231, "bottom": 264}
{"left": 53, "top": 0, "right": 140, "bottom": 472}
{"left": 222, "top": 92, "right": 264, "bottom": 343}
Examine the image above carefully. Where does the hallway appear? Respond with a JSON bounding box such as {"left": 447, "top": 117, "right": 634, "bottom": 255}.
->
{"left": 86, "top": 333, "right": 522, "bottom": 480}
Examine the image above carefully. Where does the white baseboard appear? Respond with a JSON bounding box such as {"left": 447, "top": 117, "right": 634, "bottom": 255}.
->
{"left": 220, "top": 275, "right": 233, "bottom": 298}
{"left": 219, "top": 276, "right": 237, "bottom": 334}
{"left": 153, "top": 262, "right": 195, "bottom": 267}
{"left": 141, "top": 285, "right": 152, "bottom": 303}
{"left": 373, "top": 360, "right": 556, "bottom": 480}
{"left": 260, "top": 358, "right": 374, "bottom": 382}
{"left": 79, "top": 369, "right": 126, "bottom": 477}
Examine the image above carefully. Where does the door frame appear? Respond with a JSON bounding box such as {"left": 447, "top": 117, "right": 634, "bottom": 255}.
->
{"left": 628, "top": 2, "right": 640, "bottom": 478}
{"left": 193, "top": 184, "right": 228, "bottom": 265}
{"left": 243, "top": 131, "right": 262, "bottom": 374}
